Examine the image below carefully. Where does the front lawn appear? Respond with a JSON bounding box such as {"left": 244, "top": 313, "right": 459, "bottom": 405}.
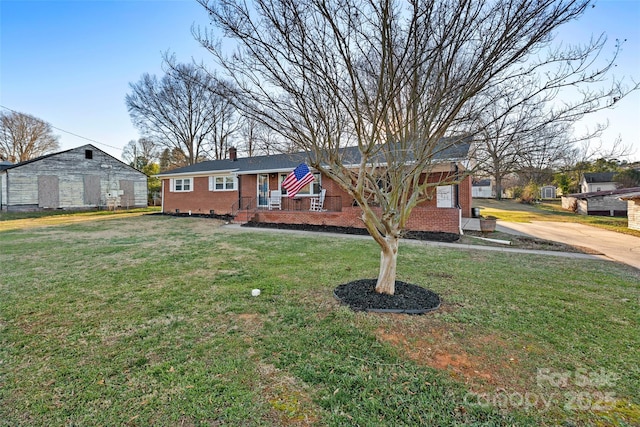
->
{"left": 1, "top": 215, "right": 638, "bottom": 426}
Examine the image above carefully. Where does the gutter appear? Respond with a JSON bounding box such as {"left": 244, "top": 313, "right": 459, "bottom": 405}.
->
{"left": 161, "top": 179, "right": 164, "bottom": 213}
{"left": 453, "top": 162, "right": 463, "bottom": 235}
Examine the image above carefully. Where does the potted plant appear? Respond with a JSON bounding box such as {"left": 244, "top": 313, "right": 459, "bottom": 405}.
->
{"left": 479, "top": 215, "right": 497, "bottom": 234}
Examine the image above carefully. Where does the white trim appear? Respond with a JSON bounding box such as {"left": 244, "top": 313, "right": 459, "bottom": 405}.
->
{"left": 170, "top": 177, "right": 193, "bottom": 192}
{"left": 257, "top": 173, "right": 269, "bottom": 207}
{"left": 161, "top": 179, "right": 165, "bottom": 212}
{"left": 209, "top": 175, "right": 237, "bottom": 191}
{"left": 236, "top": 168, "right": 301, "bottom": 175}
{"left": 436, "top": 185, "right": 453, "bottom": 208}
{"left": 278, "top": 172, "right": 321, "bottom": 196}
{"left": 157, "top": 169, "right": 238, "bottom": 179}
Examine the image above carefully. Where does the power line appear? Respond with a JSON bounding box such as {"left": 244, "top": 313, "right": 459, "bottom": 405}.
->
{"left": 0, "top": 105, "right": 124, "bottom": 152}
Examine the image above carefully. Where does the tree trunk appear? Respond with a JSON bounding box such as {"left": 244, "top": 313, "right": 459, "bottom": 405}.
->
{"left": 375, "top": 235, "right": 399, "bottom": 295}
{"left": 494, "top": 181, "right": 502, "bottom": 200}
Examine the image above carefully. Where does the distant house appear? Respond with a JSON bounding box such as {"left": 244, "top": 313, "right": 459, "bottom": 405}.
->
{"left": 561, "top": 187, "right": 640, "bottom": 217}
{"left": 580, "top": 172, "right": 618, "bottom": 193}
{"left": 619, "top": 191, "right": 640, "bottom": 231}
{"left": 472, "top": 179, "right": 492, "bottom": 198}
{"left": 157, "top": 144, "right": 473, "bottom": 235}
{"left": 0, "top": 144, "right": 148, "bottom": 212}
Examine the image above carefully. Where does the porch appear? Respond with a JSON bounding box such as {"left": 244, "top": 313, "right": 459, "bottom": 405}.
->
{"left": 233, "top": 197, "right": 464, "bottom": 234}
{"left": 233, "top": 194, "right": 343, "bottom": 219}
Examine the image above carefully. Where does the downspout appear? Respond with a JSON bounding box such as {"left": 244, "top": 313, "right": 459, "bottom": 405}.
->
{"left": 4, "top": 171, "right": 8, "bottom": 211}
{"left": 161, "top": 179, "right": 165, "bottom": 213}
{"left": 237, "top": 174, "right": 242, "bottom": 213}
{"left": 453, "top": 162, "right": 463, "bottom": 235}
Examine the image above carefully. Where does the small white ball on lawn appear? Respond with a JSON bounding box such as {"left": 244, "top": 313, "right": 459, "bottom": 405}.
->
{"left": 251, "top": 289, "right": 261, "bottom": 297}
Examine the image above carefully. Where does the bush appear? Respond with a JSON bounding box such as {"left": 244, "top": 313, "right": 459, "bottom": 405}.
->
{"left": 509, "top": 186, "right": 523, "bottom": 199}
{"left": 519, "top": 182, "right": 540, "bottom": 204}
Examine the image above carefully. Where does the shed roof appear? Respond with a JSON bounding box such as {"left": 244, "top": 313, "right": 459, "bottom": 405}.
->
{"left": 0, "top": 144, "right": 145, "bottom": 176}
{"left": 0, "top": 160, "right": 13, "bottom": 171}
{"left": 567, "top": 186, "right": 640, "bottom": 199}
{"left": 618, "top": 191, "right": 640, "bottom": 201}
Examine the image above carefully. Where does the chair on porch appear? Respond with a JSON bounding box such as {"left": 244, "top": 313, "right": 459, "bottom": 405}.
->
{"left": 268, "top": 190, "right": 282, "bottom": 210}
{"left": 309, "top": 189, "right": 326, "bottom": 212}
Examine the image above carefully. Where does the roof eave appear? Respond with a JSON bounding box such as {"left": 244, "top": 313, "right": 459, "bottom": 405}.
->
{"left": 156, "top": 168, "right": 239, "bottom": 178}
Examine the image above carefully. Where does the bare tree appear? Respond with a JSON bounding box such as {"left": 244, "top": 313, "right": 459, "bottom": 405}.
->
{"left": 239, "top": 115, "right": 287, "bottom": 156}
{"left": 196, "top": 0, "right": 635, "bottom": 295}
{"left": 0, "top": 111, "right": 60, "bottom": 163}
{"left": 122, "top": 137, "right": 160, "bottom": 170}
{"left": 472, "top": 83, "right": 580, "bottom": 198}
{"left": 205, "top": 77, "right": 241, "bottom": 159}
{"left": 126, "top": 61, "right": 236, "bottom": 165}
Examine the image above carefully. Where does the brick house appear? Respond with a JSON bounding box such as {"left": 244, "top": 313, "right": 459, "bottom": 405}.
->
{"left": 157, "top": 144, "right": 473, "bottom": 235}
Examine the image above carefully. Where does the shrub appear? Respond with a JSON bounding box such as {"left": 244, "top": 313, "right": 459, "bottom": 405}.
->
{"left": 519, "top": 182, "right": 540, "bottom": 204}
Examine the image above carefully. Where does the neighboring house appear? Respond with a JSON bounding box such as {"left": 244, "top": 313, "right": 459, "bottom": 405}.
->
{"left": 157, "top": 144, "right": 473, "bottom": 235}
{"left": 0, "top": 144, "right": 148, "bottom": 212}
{"left": 472, "top": 179, "right": 492, "bottom": 198}
{"left": 561, "top": 187, "right": 640, "bottom": 217}
{"left": 580, "top": 172, "right": 618, "bottom": 193}
{"left": 540, "top": 185, "right": 557, "bottom": 199}
{"left": 618, "top": 191, "right": 640, "bottom": 231}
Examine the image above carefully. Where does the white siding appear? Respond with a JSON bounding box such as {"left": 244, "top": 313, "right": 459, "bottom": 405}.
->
{"left": 4, "top": 145, "right": 147, "bottom": 211}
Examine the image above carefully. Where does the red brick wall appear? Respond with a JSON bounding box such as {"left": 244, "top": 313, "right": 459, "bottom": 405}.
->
{"left": 253, "top": 206, "right": 461, "bottom": 234}
{"left": 459, "top": 175, "right": 472, "bottom": 218}
{"left": 162, "top": 177, "right": 238, "bottom": 215}
{"left": 239, "top": 175, "right": 257, "bottom": 204}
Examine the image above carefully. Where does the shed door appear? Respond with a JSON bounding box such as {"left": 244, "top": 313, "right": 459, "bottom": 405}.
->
{"left": 120, "top": 180, "right": 135, "bottom": 208}
{"left": 38, "top": 175, "right": 59, "bottom": 208}
{"left": 84, "top": 175, "right": 101, "bottom": 206}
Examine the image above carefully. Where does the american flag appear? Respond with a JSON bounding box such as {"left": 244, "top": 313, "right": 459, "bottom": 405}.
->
{"left": 282, "top": 163, "right": 315, "bottom": 198}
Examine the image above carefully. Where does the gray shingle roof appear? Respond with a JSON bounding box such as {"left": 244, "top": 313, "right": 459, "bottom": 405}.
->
{"left": 583, "top": 172, "right": 617, "bottom": 183}
{"left": 158, "top": 139, "right": 471, "bottom": 176}
{"left": 0, "top": 160, "right": 13, "bottom": 171}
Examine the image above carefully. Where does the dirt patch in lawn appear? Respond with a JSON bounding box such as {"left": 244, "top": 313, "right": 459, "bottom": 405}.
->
{"left": 374, "top": 313, "right": 527, "bottom": 394}
{"left": 256, "top": 362, "right": 322, "bottom": 426}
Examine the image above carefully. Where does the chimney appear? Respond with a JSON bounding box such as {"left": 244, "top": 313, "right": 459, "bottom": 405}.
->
{"left": 228, "top": 147, "right": 237, "bottom": 161}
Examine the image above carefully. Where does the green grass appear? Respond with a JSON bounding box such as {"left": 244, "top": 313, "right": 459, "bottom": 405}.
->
{"left": 1, "top": 215, "right": 638, "bottom": 426}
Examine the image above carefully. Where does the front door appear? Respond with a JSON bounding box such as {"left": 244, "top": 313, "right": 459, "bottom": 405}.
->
{"left": 258, "top": 174, "right": 269, "bottom": 207}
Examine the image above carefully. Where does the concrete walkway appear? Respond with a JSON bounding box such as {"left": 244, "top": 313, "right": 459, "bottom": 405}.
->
{"left": 222, "top": 223, "right": 609, "bottom": 262}
{"left": 495, "top": 221, "right": 640, "bottom": 270}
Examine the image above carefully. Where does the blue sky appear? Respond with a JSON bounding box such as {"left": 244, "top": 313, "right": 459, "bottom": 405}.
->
{"left": 1, "top": 0, "right": 638, "bottom": 161}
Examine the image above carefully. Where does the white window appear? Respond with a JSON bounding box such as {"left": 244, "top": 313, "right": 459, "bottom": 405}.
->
{"left": 279, "top": 172, "right": 321, "bottom": 196}
{"left": 209, "top": 176, "right": 237, "bottom": 191}
{"left": 171, "top": 178, "right": 193, "bottom": 192}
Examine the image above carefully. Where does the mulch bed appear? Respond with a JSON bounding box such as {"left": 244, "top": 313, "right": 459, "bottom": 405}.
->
{"left": 334, "top": 279, "right": 441, "bottom": 314}
{"left": 243, "top": 221, "right": 460, "bottom": 242}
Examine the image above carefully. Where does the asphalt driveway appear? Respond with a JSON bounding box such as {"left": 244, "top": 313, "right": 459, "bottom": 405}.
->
{"left": 497, "top": 221, "right": 640, "bottom": 270}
